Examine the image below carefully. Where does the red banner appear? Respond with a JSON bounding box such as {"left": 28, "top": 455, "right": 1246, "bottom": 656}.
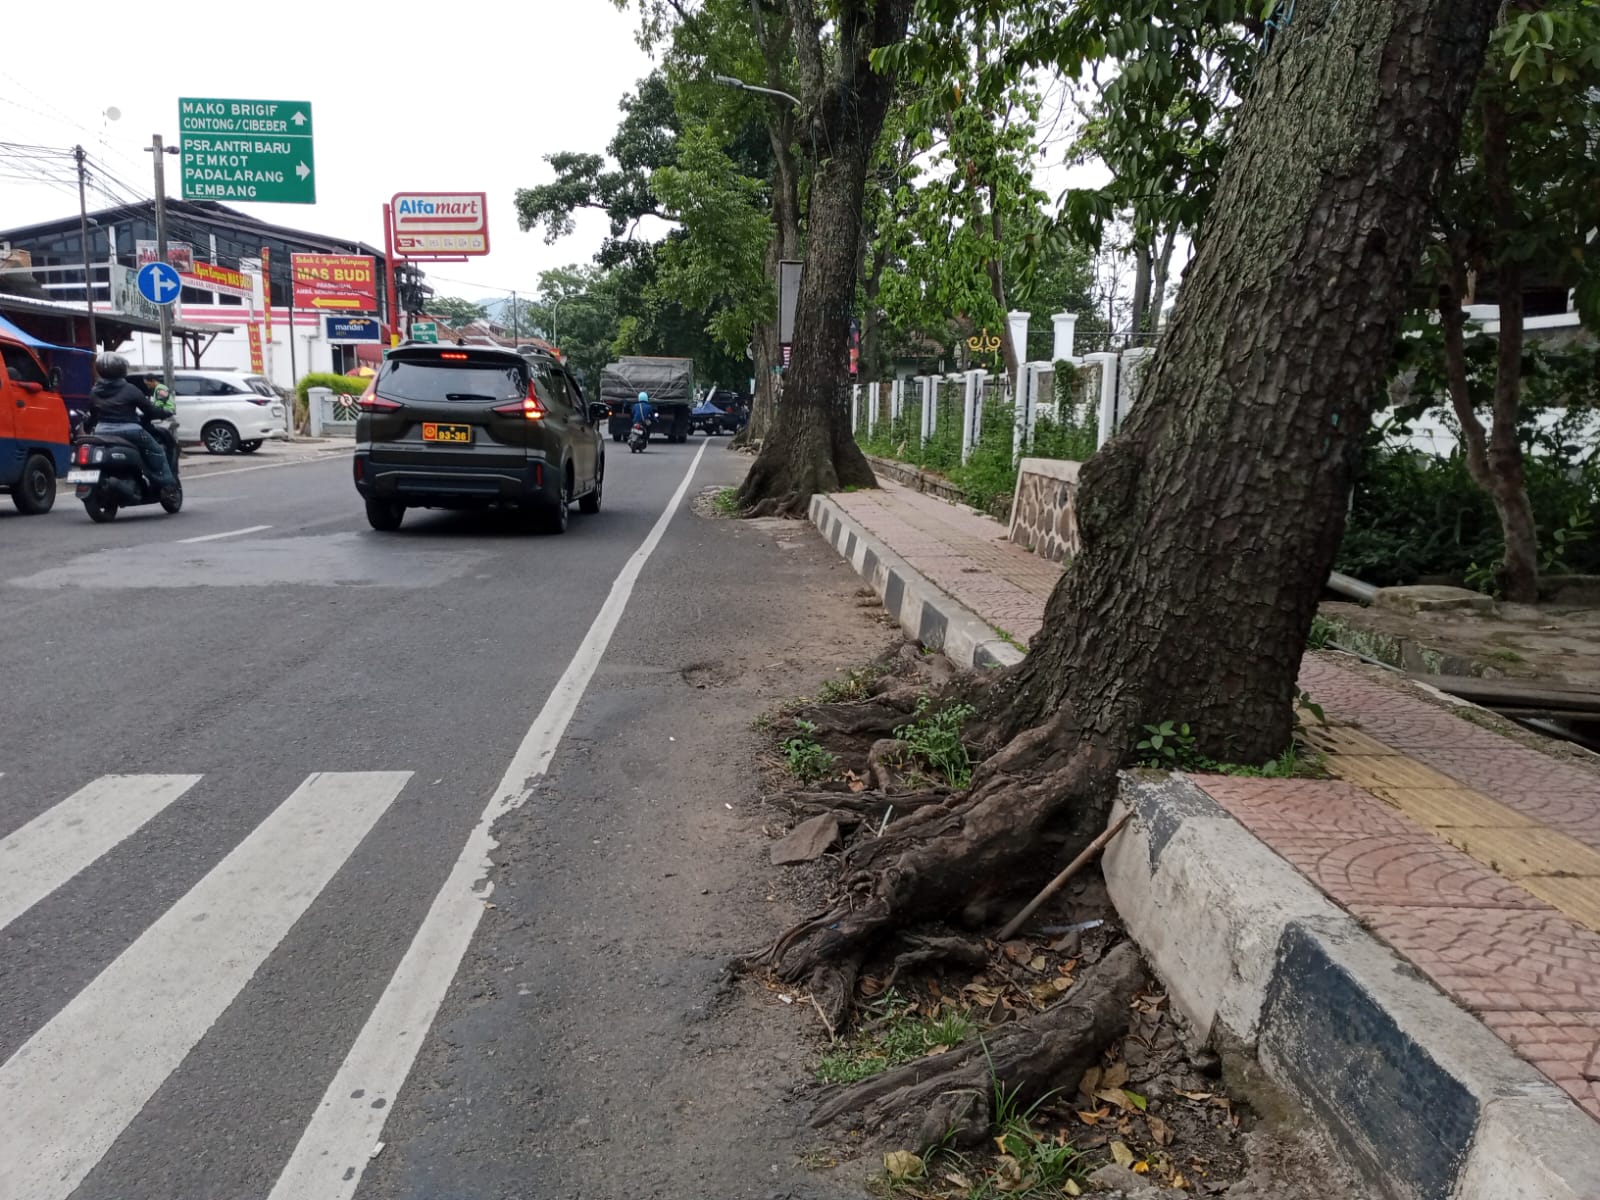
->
{"left": 247, "top": 325, "right": 264, "bottom": 374}
{"left": 185, "top": 261, "right": 252, "bottom": 296}
{"left": 261, "top": 246, "right": 272, "bottom": 342}
{"left": 291, "top": 253, "right": 378, "bottom": 312}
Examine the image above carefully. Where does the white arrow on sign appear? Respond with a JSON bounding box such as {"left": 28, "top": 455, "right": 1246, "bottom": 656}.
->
{"left": 155, "top": 273, "right": 180, "bottom": 301}
{"left": 291, "top": 110, "right": 307, "bottom": 126}
{"left": 296, "top": 162, "right": 311, "bottom": 181}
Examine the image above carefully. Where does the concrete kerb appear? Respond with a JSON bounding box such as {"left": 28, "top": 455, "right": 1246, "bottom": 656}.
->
{"left": 1106, "top": 774, "right": 1600, "bottom": 1200}
{"left": 807, "top": 494, "right": 1023, "bottom": 671}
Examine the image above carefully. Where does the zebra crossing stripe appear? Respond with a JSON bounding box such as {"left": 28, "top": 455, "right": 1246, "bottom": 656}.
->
{"left": 0, "top": 770, "right": 412, "bottom": 1200}
{"left": 0, "top": 774, "right": 202, "bottom": 934}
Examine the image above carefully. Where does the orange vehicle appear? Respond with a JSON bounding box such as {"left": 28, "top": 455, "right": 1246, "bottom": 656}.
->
{"left": 1, "top": 333, "right": 71, "bottom": 515}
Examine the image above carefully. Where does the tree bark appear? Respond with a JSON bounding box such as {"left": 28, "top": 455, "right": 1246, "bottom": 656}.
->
{"left": 995, "top": 0, "right": 1503, "bottom": 762}
{"left": 739, "top": 0, "right": 915, "bottom": 515}
{"left": 1480, "top": 91, "right": 1538, "bottom": 602}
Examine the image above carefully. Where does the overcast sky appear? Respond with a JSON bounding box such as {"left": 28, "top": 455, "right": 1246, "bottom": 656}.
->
{"left": 1, "top": 0, "right": 655, "bottom": 305}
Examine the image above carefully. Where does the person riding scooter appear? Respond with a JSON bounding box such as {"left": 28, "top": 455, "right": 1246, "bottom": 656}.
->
{"left": 86, "top": 353, "right": 176, "bottom": 491}
{"left": 631, "top": 390, "right": 655, "bottom": 432}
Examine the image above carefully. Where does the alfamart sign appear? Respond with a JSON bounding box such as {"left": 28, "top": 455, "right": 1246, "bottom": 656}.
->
{"left": 390, "top": 192, "right": 489, "bottom": 256}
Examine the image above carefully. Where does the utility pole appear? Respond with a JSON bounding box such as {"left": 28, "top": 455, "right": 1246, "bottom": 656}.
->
{"left": 73, "top": 146, "right": 98, "bottom": 350}
{"left": 145, "top": 134, "right": 179, "bottom": 390}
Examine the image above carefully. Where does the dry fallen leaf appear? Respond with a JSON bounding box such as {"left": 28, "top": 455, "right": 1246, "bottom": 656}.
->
{"left": 993, "top": 1155, "right": 1025, "bottom": 1192}
{"left": 944, "top": 1170, "right": 975, "bottom": 1189}
{"left": 1133, "top": 1160, "right": 1150, "bottom": 1174}
{"left": 1080, "top": 1067, "right": 1103, "bottom": 1094}
{"left": 1076, "top": 1107, "right": 1110, "bottom": 1126}
{"left": 1002, "top": 940, "right": 1032, "bottom": 963}
{"left": 1063, "top": 1181, "right": 1083, "bottom": 1197}
{"left": 1148, "top": 1115, "right": 1174, "bottom": 1146}
{"left": 883, "top": 1150, "right": 923, "bottom": 1181}
{"left": 1110, "top": 1141, "right": 1134, "bottom": 1168}
{"left": 1096, "top": 1088, "right": 1132, "bottom": 1110}
{"left": 1172, "top": 1172, "right": 1188, "bottom": 1189}
{"left": 1177, "top": 1090, "right": 1214, "bottom": 1102}
{"left": 1102, "top": 1061, "right": 1129, "bottom": 1089}
{"left": 1028, "top": 955, "right": 1049, "bottom": 973}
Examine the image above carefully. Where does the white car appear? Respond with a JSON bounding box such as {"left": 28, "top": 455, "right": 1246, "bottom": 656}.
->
{"left": 165, "top": 369, "right": 289, "bottom": 455}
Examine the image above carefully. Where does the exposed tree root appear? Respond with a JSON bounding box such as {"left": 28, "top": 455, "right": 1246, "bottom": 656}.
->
{"left": 810, "top": 942, "right": 1146, "bottom": 1150}
{"left": 785, "top": 789, "right": 954, "bottom": 817}
{"left": 880, "top": 932, "right": 990, "bottom": 988}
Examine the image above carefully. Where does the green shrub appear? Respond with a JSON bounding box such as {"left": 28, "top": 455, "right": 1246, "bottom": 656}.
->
{"left": 295, "top": 372, "right": 369, "bottom": 405}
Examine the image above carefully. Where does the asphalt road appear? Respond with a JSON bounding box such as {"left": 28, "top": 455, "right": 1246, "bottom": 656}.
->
{"left": 0, "top": 435, "right": 883, "bottom": 1200}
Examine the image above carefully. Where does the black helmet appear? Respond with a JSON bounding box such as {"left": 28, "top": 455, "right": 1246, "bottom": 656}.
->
{"left": 95, "top": 352, "right": 129, "bottom": 379}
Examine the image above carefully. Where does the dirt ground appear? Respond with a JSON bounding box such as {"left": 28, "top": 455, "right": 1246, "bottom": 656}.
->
{"left": 744, "top": 642, "right": 1371, "bottom": 1199}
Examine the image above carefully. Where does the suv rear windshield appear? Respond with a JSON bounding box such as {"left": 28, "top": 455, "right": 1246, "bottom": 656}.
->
{"left": 244, "top": 377, "right": 276, "bottom": 397}
{"left": 376, "top": 357, "right": 529, "bottom": 404}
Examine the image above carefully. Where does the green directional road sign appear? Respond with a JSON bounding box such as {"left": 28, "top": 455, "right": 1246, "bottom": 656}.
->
{"left": 178, "top": 98, "right": 316, "bottom": 204}
{"left": 411, "top": 321, "right": 439, "bottom": 344}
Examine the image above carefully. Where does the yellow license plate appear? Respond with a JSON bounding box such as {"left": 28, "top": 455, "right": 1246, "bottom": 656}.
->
{"left": 422, "top": 422, "right": 472, "bottom": 444}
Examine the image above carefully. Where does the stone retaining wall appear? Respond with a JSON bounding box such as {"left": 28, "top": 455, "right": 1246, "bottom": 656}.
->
{"left": 1007, "top": 456, "right": 1082, "bottom": 563}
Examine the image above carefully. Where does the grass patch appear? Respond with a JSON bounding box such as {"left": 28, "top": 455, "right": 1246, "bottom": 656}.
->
{"left": 816, "top": 990, "right": 976, "bottom": 1085}
{"left": 817, "top": 665, "right": 880, "bottom": 703}
{"left": 875, "top": 1076, "right": 1087, "bottom": 1198}
{"left": 781, "top": 718, "right": 836, "bottom": 783}
{"left": 895, "top": 698, "right": 978, "bottom": 788}
{"left": 712, "top": 487, "right": 742, "bottom": 516}
{"left": 1484, "top": 647, "right": 1527, "bottom": 665}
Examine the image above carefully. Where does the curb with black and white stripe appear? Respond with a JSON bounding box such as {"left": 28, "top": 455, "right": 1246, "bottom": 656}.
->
{"left": 808, "top": 494, "right": 1023, "bottom": 670}
{"left": 1107, "top": 774, "right": 1600, "bottom": 1200}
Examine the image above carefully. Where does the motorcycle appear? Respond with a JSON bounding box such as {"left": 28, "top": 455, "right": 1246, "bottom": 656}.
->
{"left": 66, "top": 414, "right": 183, "bottom": 523}
{"left": 627, "top": 421, "right": 649, "bottom": 453}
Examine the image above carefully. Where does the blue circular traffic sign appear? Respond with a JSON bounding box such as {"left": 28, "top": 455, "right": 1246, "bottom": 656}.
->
{"left": 137, "top": 261, "right": 183, "bottom": 307}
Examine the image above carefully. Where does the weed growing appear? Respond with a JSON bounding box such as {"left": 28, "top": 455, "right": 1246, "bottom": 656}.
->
{"left": 712, "top": 487, "right": 742, "bottom": 516}
{"left": 782, "top": 719, "right": 836, "bottom": 783}
{"left": 816, "top": 990, "right": 975, "bottom": 1085}
{"left": 895, "top": 698, "right": 978, "bottom": 789}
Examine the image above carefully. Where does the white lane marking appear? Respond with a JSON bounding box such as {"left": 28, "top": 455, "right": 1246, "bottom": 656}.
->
{"left": 268, "top": 439, "right": 711, "bottom": 1200}
{"left": 0, "top": 771, "right": 412, "bottom": 1200}
{"left": 182, "top": 451, "right": 350, "bottom": 483}
{"left": 0, "top": 775, "right": 202, "bottom": 934}
{"left": 176, "top": 524, "right": 273, "bottom": 544}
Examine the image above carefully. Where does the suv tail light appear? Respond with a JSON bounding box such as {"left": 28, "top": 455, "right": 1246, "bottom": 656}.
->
{"left": 492, "top": 383, "right": 546, "bottom": 421}
{"left": 76, "top": 444, "right": 91, "bottom": 465}
{"left": 357, "top": 377, "right": 401, "bottom": 413}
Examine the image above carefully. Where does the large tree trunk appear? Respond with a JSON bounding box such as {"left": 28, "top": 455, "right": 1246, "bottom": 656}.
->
{"left": 996, "top": 0, "right": 1502, "bottom": 762}
{"left": 766, "top": 0, "right": 1502, "bottom": 1009}
{"left": 739, "top": 0, "right": 914, "bottom": 515}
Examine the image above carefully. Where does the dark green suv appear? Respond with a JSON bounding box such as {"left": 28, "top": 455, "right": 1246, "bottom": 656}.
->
{"left": 353, "top": 344, "right": 604, "bottom": 533}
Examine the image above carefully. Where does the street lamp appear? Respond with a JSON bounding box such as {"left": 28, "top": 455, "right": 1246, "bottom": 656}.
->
{"left": 710, "top": 74, "right": 802, "bottom": 110}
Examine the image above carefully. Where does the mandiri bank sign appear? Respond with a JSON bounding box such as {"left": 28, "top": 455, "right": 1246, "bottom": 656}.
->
{"left": 390, "top": 192, "right": 489, "bottom": 257}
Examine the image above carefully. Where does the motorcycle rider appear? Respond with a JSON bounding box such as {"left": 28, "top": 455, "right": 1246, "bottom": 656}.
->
{"left": 86, "top": 353, "right": 176, "bottom": 491}
{"left": 630, "top": 389, "right": 655, "bottom": 432}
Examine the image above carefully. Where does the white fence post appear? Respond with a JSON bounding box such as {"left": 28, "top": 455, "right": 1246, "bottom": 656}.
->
{"left": 1086, "top": 351, "right": 1121, "bottom": 448}
{"left": 1007, "top": 309, "right": 1030, "bottom": 376}
{"left": 308, "top": 386, "right": 330, "bottom": 438}
{"left": 866, "top": 380, "right": 877, "bottom": 436}
{"left": 851, "top": 383, "right": 860, "bottom": 434}
{"left": 1050, "top": 312, "right": 1079, "bottom": 363}
{"left": 960, "top": 371, "right": 979, "bottom": 464}
{"left": 923, "top": 376, "right": 937, "bottom": 441}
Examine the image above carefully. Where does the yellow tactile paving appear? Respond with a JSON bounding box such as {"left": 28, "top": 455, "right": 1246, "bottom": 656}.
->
{"left": 1326, "top": 754, "right": 1463, "bottom": 791}
{"left": 1517, "top": 877, "right": 1600, "bottom": 933}
{"left": 1302, "top": 725, "right": 1404, "bottom": 758}
{"left": 1436, "top": 827, "right": 1600, "bottom": 879}
{"left": 1315, "top": 725, "right": 1600, "bottom": 937}
{"left": 1366, "top": 786, "right": 1541, "bottom": 829}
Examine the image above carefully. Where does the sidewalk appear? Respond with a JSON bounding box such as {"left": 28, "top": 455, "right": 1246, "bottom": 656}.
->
{"left": 823, "top": 478, "right": 1600, "bottom": 1126}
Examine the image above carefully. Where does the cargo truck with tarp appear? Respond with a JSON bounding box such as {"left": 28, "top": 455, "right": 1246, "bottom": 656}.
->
{"left": 599, "top": 356, "right": 695, "bottom": 444}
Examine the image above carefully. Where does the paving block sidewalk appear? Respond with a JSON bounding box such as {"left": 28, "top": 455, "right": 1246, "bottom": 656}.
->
{"left": 824, "top": 479, "right": 1600, "bottom": 1126}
